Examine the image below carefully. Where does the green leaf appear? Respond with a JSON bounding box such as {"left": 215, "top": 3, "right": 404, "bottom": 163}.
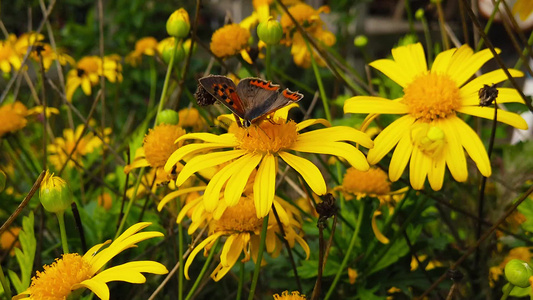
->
{"left": 8, "top": 212, "right": 36, "bottom": 294}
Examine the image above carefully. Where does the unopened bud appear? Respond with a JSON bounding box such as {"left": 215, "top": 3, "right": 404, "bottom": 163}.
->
{"left": 354, "top": 35, "right": 368, "bottom": 48}
{"left": 257, "top": 17, "right": 283, "bottom": 45}
{"left": 39, "top": 171, "right": 73, "bottom": 213}
{"left": 505, "top": 259, "right": 533, "bottom": 288}
{"left": 157, "top": 109, "right": 180, "bottom": 125}
{"left": 166, "top": 8, "right": 190, "bottom": 39}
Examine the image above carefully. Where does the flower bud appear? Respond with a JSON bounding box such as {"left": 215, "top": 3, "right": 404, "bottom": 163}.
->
{"left": 415, "top": 8, "right": 425, "bottom": 20}
{"left": 158, "top": 38, "right": 185, "bottom": 65}
{"left": 354, "top": 35, "right": 368, "bottom": 48}
{"left": 504, "top": 259, "right": 533, "bottom": 288}
{"left": 0, "top": 170, "right": 5, "bottom": 193}
{"left": 257, "top": 17, "right": 283, "bottom": 45}
{"left": 157, "top": 109, "right": 180, "bottom": 125}
{"left": 166, "top": 8, "right": 190, "bottom": 39}
{"left": 39, "top": 171, "right": 73, "bottom": 213}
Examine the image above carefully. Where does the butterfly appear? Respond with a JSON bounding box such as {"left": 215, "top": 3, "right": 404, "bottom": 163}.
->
{"left": 196, "top": 75, "right": 303, "bottom": 127}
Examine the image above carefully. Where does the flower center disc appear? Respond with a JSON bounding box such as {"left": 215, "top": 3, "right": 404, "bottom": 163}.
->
{"left": 234, "top": 120, "right": 298, "bottom": 154}
{"left": 402, "top": 73, "right": 461, "bottom": 122}
{"left": 213, "top": 196, "right": 263, "bottom": 233}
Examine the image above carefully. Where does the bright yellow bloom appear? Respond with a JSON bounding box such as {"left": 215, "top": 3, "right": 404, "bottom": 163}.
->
{"left": 165, "top": 106, "right": 373, "bottom": 218}
{"left": 48, "top": 124, "right": 111, "bottom": 170}
{"left": 14, "top": 222, "right": 168, "bottom": 300}
{"left": 66, "top": 56, "right": 123, "bottom": 101}
{"left": 125, "top": 37, "right": 158, "bottom": 66}
{"left": 344, "top": 43, "right": 528, "bottom": 190}
{"left": 0, "top": 226, "right": 21, "bottom": 256}
{"left": 182, "top": 194, "right": 309, "bottom": 281}
{"left": 0, "top": 101, "right": 29, "bottom": 137}
{"left": 210, "top": 24, "right": 252, "bottom": 63}
{"left": 280, "top": 3, "right": 335, "bottom": 68}
{"left": 273, "top": 290, "right": 307, "bottom": 299}
{"left": 512, "top": 0, "right": 533, "bottom": 21}
{"left": 30, "top": 43, "right": 75, "bottom": 71}
{"left": 13, "top": 32, "right": 44, "bottom": 56}
{"left": 0, "top": 34, "right": 23, "bottom": 73}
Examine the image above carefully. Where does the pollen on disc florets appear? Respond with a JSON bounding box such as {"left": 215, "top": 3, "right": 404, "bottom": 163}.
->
{"left": 402, "top": 72, "right": 461, "bottom": 122}
{"left": 143, "top": 124, "right": 186, "bottom": 168}
{"left": 234, "top": 120, "right": 298, "bottom": 154}
{"left": 212, "top": 196, "right": 263, "bottom": 233}
{"left": 28, "top": 253, "right": 92, "bottom": 300}
{"left": 342, "top": 167, "right": 391, "bottom": 197}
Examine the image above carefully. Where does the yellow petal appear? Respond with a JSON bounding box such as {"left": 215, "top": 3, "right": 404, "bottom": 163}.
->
{"left": 372, "top": 211, "right": 389, "bottom": 244}
{"left": 344, "top": 96, "right": 408, "bottom": 114}
{"left": 461, "top": 88, "right": 526, "bottom": 106}
{"left": 158, "top": 186, "right": 206, "bottom": 211}
{"left": 92, "top": 261, "right": 168, "bottom": 283}
{"left": 279, "top": 151, "right": 327, "bottom": 195}
{"left": 388, "top": 132, "right": 412, "bottom": 182}
{"left": 457, "top": 106, "right": 528, "bottom": 129}
{"left": 184, "top": 233, "right": 223, "bottom": 280}
{"left": 290, "top": 141, "right": 369, "bottom": 171}
{"left": 297, "top": 126, "right": 374, "bottom": 149}
{"left": 176, "top": 150, "right": 247, "bottom": 186}
{"left": 409, "top": 146, "right": 430, "bottom": 190}
{"left": 460, "top": 69, "right": 524, "bottom": 96}
{"left": 224, "top": 153, "right": 262, "bottom": 206}
{"left": 296, "top": 118, "right": 331, "bottom": 131}
{"left": 427, "top": 152, "right": 446, "bottom": 191}
{"left": 438, "top": 118, "right": 468, "bottom": 182}
{"left": 254, "top": 154, "right": 277, "bottom": 218}
{"left": 367, "top": 115, "right": 415, "bottom": 164}
{"left": 450, "top": 117, "right": 492, "bottom": 177}
{"left": 430, "top": 47, "right": 456, "bottom": 74}
{"left": 72, "top": 280, "right": 109, "bottom": 300}
{"left": 449, "top": 47, "right": 499, "bottom": 87}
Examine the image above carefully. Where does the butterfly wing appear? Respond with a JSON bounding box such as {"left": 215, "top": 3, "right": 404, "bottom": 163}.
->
{"left": 236, "top": 78, "right": 303, "bottom": 122}
{"left": 198, "top": 75, "right": 245, "bottom": 118}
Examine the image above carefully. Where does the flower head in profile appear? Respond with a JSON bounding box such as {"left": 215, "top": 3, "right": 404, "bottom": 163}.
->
{"left": 344, "top": 43, "right": 528, "bottom": 190}
{"left": 165, "top": 106, "right": 373, "bottom": 218}
{"left": 48, "top": 124, "right": 111, "bottom": 170}
{"left": 182, "top": 194, "right": 309, "bottom": 281}
{"left": 14, "top": 222, "right": 168, "bottom": 300}
{"left": 210, "top": 23, "right": 253, "bottom": 64}
{"left": 273, "top": 290, "right": 307, "bottom": 300}
{"left": 280, "top": 3, "right": 335, "bottom": 68}
{"left": 125, "top": 37, "right": 158, "bottom": 66}
{"left": 66, "top": 55, "right": 123, "bottom": 101}
{"left": 0, "top": 35, "right": 22, "bottom": 73}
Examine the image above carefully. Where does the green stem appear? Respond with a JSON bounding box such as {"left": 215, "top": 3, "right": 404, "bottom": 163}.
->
{"left": 513, "top": 30, "right": 533, "bottom": 70}
{"left": 475, "top": 0, "right": 502, "bottom": 52}
{"left": 0, "top": 264, "right": 11, "bottom": 299}
{"left": 154, "top": 38, "right": 180, "bottom": 127}
{"left": 248, "top": 215, "right": 269, "bottom": 300}
{"left": 148, "top": 58, "right": 157, "bottom": 112}
{"left": 178, "top": 210, "right": 184, "bottom": 300}
{"left": 185, "top": 238, "right": 220, "bottom": 300}
{"left": 304, "top": 38, "right": 331, "bottom": 122}
{"left": 237, "top": 259, "right": 244, "bottom": 300}
{"left": 501, "top": 283, "right": 514, "bottom": 300}
{"left": 419, "top": 11, "right": 433, "bottom": 64}
{"left": 324, "top": 200, "right": 365, "bottom": 300}
{"left": 115, "top": 167, "right": 145, "bottom": 239}
{"left": 265, "top": 44, "right": 273, "bottom": 81}
{"left": 56, "top": 211, "right": 69, "bottom": 254}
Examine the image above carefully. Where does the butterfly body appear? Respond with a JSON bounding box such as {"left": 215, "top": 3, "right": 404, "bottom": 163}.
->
{"left": 198, "top": 75, "right": 303, "bottom": 127}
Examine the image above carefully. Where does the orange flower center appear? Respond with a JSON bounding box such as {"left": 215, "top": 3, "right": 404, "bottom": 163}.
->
{"left": 402, "top": 73, "right": 461, "bottom": 122}
{"left": 342, "top": 167, "right": 391, "bottom": 196}
{"left": 234, "top": 120, "right": 298, "bottom": 154}
{"left": 28, "top": 253, "right": 93, "bottom": 300}
{"left": 213, "top": 196, "right": 263, "bottom": 233}
{"left": 143, "top": 124, "right": 186, "bottom": 168}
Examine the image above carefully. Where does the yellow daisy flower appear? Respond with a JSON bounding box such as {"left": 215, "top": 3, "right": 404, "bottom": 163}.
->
{"left": 273, "top": 290, "right": 307, "bottom": 299}
{"left": 125, "top": 37, "right": 158, "bottom": 66}
{"left": 13, "top": 32, "right": 45, "bottom": 56}
{"left": 0, "top": 101, "right": 30, "bottom": 137}
{"left": 13, "top": 222, "right": 168, "bottom": 300}
{"left": 183, "top": 194, "right": 309, "bottom": 281}
{"left": 512, "top": 0, "right": 533, "bottom": 21}
{"left": 165, "top": 106, "right": 373, "bottom": 218}
{"left": 344, "top": 43, "right": 528, "bottom": 190}
{"left": 48, "top": 124, "right": 111, "bottom": 170}
{"left": 30, "top": 43, "right": 75, "bottom": 71}
{"left": 0, "top": 35, "right": 22, "bottom": 73}
{"left": 210, "top": 23, "right": 252, "bottom": 64}
{"left": 66, "top": 55, "right": 123, "bottom": 101}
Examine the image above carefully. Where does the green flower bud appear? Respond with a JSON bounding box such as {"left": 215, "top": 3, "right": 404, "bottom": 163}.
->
{"left": 257, "top": 17, "right": 283, "bottom": 45}
{"left": 415, "top": 8, "right": 425, "bottom": 20}
{"left": 0, "top": 170, "right": 5, "bottom": 192}
{"left": 159, "top": 38, "right": 185, "bottom": 65}
{"left": 354, "top": 35, "right": 368, "bottom": 48}
{"left": 504, "top": 259, "right": 533, "bottom": 288}
{"left": 39, "top": 171, "right": 73, "bottom": 213}
{"left": 166, "top": 8, "right": 190, "bottom": 39}
{"left": 157, "top": 109, "right": 180, "bottom": 125}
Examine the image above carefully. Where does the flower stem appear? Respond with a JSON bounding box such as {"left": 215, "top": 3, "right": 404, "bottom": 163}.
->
{"left": 248, "top": 214, "right": 269, "bottom": 300}
{"left": 115, "top": 167, "right": 145, "bottom": 239}
{"left": 185, "top": 238, "right": 220, "bottom": 300}
{"left": 148, "top": 57, "right": 157, "bottom": 112}
{"left": 304, "top": 38, "right": 331, "bottom": 122}
{"left": 501, "top": 283, "right": 514, "bottom": 300}
{"left": 56, "top": 211, "right": 69, "bottom": 254}
{"left": 154, "top": 38, "right": 180, "bottom": 127}
{"left": 178, "top": 211, "right": 184, "bottom": 300}
{"left": 265, "top": 44, "right": 273, "bottom": 81}
{"left": 237, "top": 259, "right": 244, "bottom": 300}
{"left": 0, "top": 264, "right": 11, "bottom": 299}
{"left": 324, "top": 200, "right": 365, "bottom": 300}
